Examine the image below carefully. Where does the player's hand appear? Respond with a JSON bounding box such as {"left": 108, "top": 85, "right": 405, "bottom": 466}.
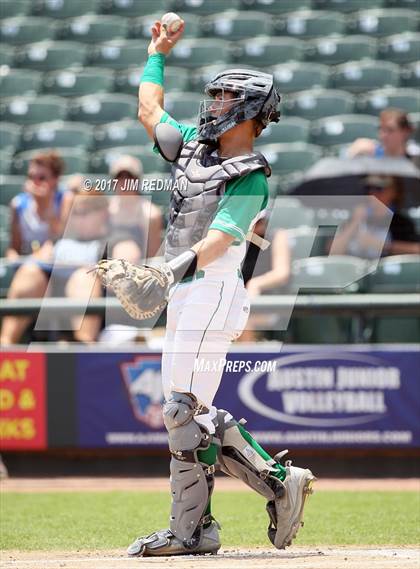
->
{"left": 148, "top": 20, "right": 185, "bottom": 56}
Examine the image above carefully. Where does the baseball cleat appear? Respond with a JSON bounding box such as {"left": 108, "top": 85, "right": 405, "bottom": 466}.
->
{"left": 127, "top": 520, "right": 221, "bottom": 557}
{"left": 266, "top": 460, "right": 316, "bottom": 550}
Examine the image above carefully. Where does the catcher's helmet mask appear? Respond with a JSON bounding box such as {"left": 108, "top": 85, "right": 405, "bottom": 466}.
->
{"left": 197, "top": 69, "right": 281, "bottom": 145}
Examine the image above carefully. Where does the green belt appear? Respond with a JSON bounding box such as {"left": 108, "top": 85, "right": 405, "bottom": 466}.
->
{"left": 179, "top": 268, "right": 243, "bottom": 284}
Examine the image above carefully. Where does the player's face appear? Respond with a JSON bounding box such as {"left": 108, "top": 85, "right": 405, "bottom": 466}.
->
{"left": 208, "top": 90, "right": 239, "bottom": 117}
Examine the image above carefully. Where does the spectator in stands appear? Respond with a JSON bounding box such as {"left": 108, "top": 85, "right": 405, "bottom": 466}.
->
{"left": 330, "top": 175, "right": 420, "bottom": 259}
{"left": 108, "top": 155, "right": 163, "bottom": 262}
{"left": 347, "top": 108, "right": 414, "bottom": 160}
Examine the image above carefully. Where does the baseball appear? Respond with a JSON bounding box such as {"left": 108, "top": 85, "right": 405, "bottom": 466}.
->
{"left": 161, "top": 12, "right": 183, "bottom": 35}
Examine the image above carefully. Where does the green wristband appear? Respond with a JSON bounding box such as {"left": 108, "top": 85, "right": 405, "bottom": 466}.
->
{"left": 140, "top": 53, "right": 165, "bottom": 87}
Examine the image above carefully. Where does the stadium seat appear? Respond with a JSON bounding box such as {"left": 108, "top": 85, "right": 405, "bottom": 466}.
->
{"left": 408, "top": 112, "right": 420, "bottom": 142}
{"left": 357, "top": 88, "right": 420, "bottom": 116}
{"left": 188, "top": 64, "right": 233, "bottom": 93}
{"left": 275, "top": 10, "right": 346, "bottom": 38}
{"left": 347, "top": 9, "right": 418, "bottom": 37}
{"left": 378, "top": 32, "right": 420, "bottom": 64}
{"left": 102, "top": 0, "right": 168, "bottom": 17}
{"left": 275, "top": 172, "right": 305, "bottom": 195}
{"left": 287, "top": 226, "right": 326, "bottom": 260}
{"left": 43, "top": 68, "right": 114, "bottom": 98}
{"left": 256, "top": 117, "right": 310, "bottom": 145}
{"left": 0, "top": 96, "right": 67, "bottom": 125}
{"left": 271, "top": 62, "right": 330, "bottom": 93}
{"left": 0, "top": 149, "right": 13, "bottom": 175}
{"left": 0, "top": 16, "right": 57, "bottom": 44}
{"left": 305, "top": 36, "right": 377, "bottom": 65}
{"left": 0, "top": 175, "right": 25, "bottom": 206}
{"left": 0, "top": 68, "right": 42, "bottom": 97}
{"left": 93, "top": 120, "right": 151, "bottom": 150}
{"left": 15, "top": 41, "right": 87, "bottom": 71}
{"left": 115, "top": 66, "right": 189, "bottom": 96}
{"left": 367, "top": 254, "right": 420, "bottom": 343}
{"left": 331, "top": 60, "right": 400, "bottom": 93}
{"left": 0, "top": 122, "right": 21, "bottom": 151}
{"left": 268, "top": 197, "right": 314, "bottom": 230}
{"left": 0, "top": 0, "right": 31, "bottom": 19}
{"left": 0, "top": 45, "right": 14, "bottom": 67}
{"left": 258, "top": 143, "right": 322, "bottom": 176}
{"left": 202, "top": 11, "right": 273, "bottom": 40}
{"left": 385, "top": 0, "right": 418, "bottom": 6}
{"left": 12, "top": 148, "right": 89, "bottom": 176}
{"left": 67, "top": 94, "right": 137, "bottom": 124}
{"left": 169, "top": 0, "right": 240, "bottom": 15}
{"left": 283, "top": 89, "right": 355, "bottom": 121}
{"left": 240, "top": 0, "right": 312, "bottom": 14}
{"left": 32, "top": 0, "right": 100, "bottom": 19}
{"left": 400, "top": 62, "right": 420, "bottom": 89}
{"left": 141, "top": 172, "right": 172, "bottom": 208}
{"left": 59, "top": 15, "right": 128, "bottom": 43}
{"left": 130, "top": 13, "right": 200, "bottom": 40}
{"left": 314, "top": 0, "right": 384, "bottom": 10}
{"left": 20, "top": 121, "right": 93, "bottom": 152}
{"left": 164, "top": 92, "right": 202, "bottom": 121}
{"left": 311, "top": 114, "right": 379, "bottom": 146}
{"left": 233, "top": 37, "right": 305, "bottom": 67}
{"left": 90, "top": 146, "right": 169, "bottom": 175}
{"left": 169, "top": 39, "right": 230, "bottom": 68}
{"left": 0, "top": 262, "right": 15, "bottom": 297}
{"left": 88, "top": 40, "right": 149, "bottom": 69}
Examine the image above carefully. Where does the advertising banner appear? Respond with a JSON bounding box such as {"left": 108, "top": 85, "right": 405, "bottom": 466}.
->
{"left": 76, "top": 348, "right": 420, "bottom": 448}
{"left": 0, "top": 352, "right": 47, "bottom": 450}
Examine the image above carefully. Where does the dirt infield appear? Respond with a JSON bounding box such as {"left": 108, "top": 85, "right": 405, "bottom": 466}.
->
{"left": 1, "top": 547, "right": 419, "bottom": 569}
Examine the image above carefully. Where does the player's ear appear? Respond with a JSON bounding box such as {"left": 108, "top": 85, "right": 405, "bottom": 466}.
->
{"left": 153, "top": 122, "right": 183, "bottom": 162}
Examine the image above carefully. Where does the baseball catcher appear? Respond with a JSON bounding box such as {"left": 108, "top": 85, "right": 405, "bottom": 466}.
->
{"left": 95, "top": 15, "right": 316, "bottom": 557}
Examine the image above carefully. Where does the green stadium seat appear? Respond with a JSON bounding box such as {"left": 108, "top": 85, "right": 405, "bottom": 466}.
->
{"left": 43, "top": 68, "right": 114, "bottom": 98}
{"left": 89, "top": 40, "right": 149, "bottom": 69}
{"left": 408, "top": 112, "right": 420, "bottom": 142}
{"left": 291, "top": 255, "right": 368, "bottom": 291}
{"left": 12, "top": 148, "right": 89, "bottom": 176}
{"left": 0, "top": 68, "right": 42, "bottom": 97}
{"left": 256, "top": 117, "right": 310, "bottom": 145}
{"left": 0, "top": 175, "right": 25, "bottom": 206}
{"left": 268, "top": 197, "right": 314, "bottom": 230}
{"left": 287, "top": 226, "right": 326, "bottom": 260}
{"left": 0, "top": 45, "right": 14, "bottom": 67}
{"left": 58, "top": 15, "right": 128, "bottom": 43}
{"left": 400, "top": 62, "right": 420, "bottom": 89}
{"left": 20, "top": 121, "right": 93, "bottom": 152}
{"left": 115, "top": 66, "right": 189, "bottom": 95}
{"left": 67, "top": 93, "right": 137, "bottom": 124}
{"left": 315, "top": 0, "right": 384, "bottom": 11}
{"left": 357, "top": 88, "right": 420, "bottom": 116}
{"left": 347, "top": 9, "right": 419, "bottom": 37}
{"left": 0, "top": 149, "right": 13, "bottom": 175}
{"left": 188, "top": 64, "right": 233, "bottom": 93}
{"left": 0, "top": 262, "right": 15, "bottom": 296}
{"left": 102, "top": 0, "right": 168, "bottom": 17}
{"left": 169, "top": 39, "right": 230, "bottom": 68}
{"left": 271, "top": 62, "right": 330, "bottom": 93}
{"left": 169, "top": 0, "right": 240, "bottom": 15}
{"left": 0, "top": 122, "right": 21, "bottom": 151}
{"left": 378, "top": 32, "right": 420, "bottom": 64}
{"left": 0, "top": 0, "right": 30, "bottom": 19}
{"left": 311, "top": 114, "right": 379, "bottom": 146}
{"left": 275, "top": 172, "right": 305, "bottom": 195}
{"left": 32, "top": 0, "right": 100, "bottom": 19}
{"left": 0, "top": 17, "right": 57, "bottom": 44}
{"left": 0, "top": 205, "right": 11, "bottom": 259}
{"left": 283, "top": 89, "right": 355, "bottom": 120}
{"left": 202, "top": 11, "right": 272, "bottom": 40}
{"left": 331, "top": 60, "right": 399, "bottom": 93}
{"left": 90, "top": 146, "right": 169, "bottom": 175}
{"left": 0, "top": 96, "right": 67, "bottom": 125}
{"left": 15, "top": 41, "right": 87, "bottom": 71}
{"left": 305, "top": 36, "right": 377, "bottom": 65}
{"left": 93, "top": 120, "right": 151, "bottom": 150}
{"left": 141, "top": 172, "right": 172, "bottom": 208}
{"left": 385, "top": 0, "right": 418, "bottom": 6}
{"left": 275, "top": 10, "right": 346, "bottom": 38}
{"left": 240, "top": 0, "right": 312, "bottom": 14}
{"left": 258, "top": 143, "right": 322, "bottom": 176}
{"left": 164, "top": 92, "right": 202, "bottom": 121}
{"left": 130, "top": 13, "right": 200, "bottom": 40}
{"left": 233, "top": 37, "right": 305, "bottom": 67}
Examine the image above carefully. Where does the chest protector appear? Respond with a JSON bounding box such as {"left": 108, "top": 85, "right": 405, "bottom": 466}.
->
{"left": 165, "top": 140, "right": 270, "bottom": 261}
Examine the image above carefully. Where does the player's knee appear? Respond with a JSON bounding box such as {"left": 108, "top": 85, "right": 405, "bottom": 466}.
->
{"left": 163, "top": 391, "right": 206, "bottom": 452}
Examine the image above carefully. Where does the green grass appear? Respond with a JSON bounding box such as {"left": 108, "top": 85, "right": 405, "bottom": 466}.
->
{"left": 1, "top": 491, "right": 418, "bottom": 550}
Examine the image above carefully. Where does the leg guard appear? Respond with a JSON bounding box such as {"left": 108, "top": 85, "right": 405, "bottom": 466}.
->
{"left": 215, "top": 410, "right": 285, "bottom": 501}
{"left": 163, "top": 392, "right": 216, "bottom": 542}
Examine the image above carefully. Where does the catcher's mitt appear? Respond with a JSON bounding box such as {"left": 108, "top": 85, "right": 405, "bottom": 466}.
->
{"left": 93, "top": 259, "right": 172, "bottom": 320}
